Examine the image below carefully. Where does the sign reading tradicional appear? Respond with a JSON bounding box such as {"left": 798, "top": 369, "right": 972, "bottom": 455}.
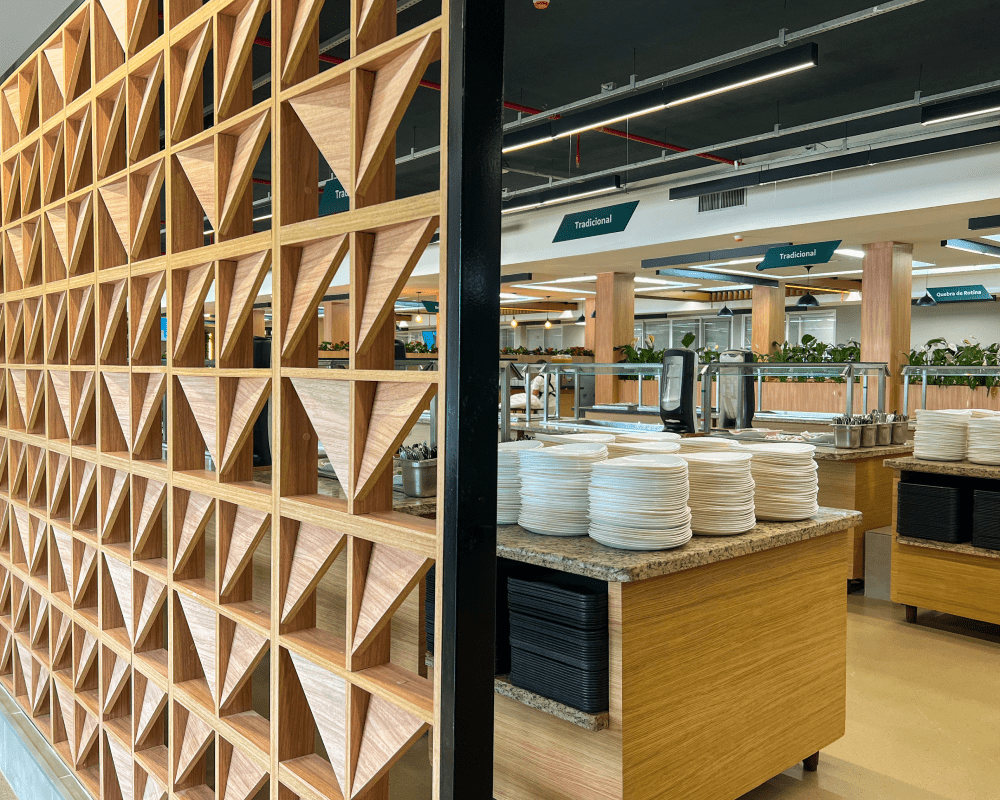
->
{"left": 927, "top": 285, "right": 995, "bottom": 303}
{"left": 756, "top": 240, "right": 842, "bottom": 270}
{"left": 553, "top": 201, "right": 639, "bottom": 242}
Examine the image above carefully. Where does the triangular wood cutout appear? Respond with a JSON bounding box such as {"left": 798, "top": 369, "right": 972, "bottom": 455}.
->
{"left": 289, "top": 80, "right": 351, "bottom": 191}
{"left": 130, "top": 160, "right": 165, "bottom": 258}
{"left": 289, "top": 378, "right": 351, "bottom": 488}
{"left": 177, "top": 376, "right": 218, "bottom": 463}
{"left": 282, "top": 0, "right": 325, "bottom": 83}
{"left": 2, "top": 83, "right": 20, "bottom": 138}
{"left": 17, "top": 646, "right": 34, "bottom": 705}
{"left": 13, "top": 581, "right": 29, "bottom": 628}
{"left": 70, "top": 286, "right": 94, "bottom": 360}
{"left": 128, "top": 53, "right": 164, "bottom": 161}
{"left": 97, "top": 81, "right": 127, "bottom": 177}
{"left": 7, "top": 300, "right": 24, "bottom": 347}
{"left": 127, "top": 0, "right": 155, "bottom": 55}
{"left": 175, "top": 709, "right": 214, "bottom": 783}
{"left": 104, "top": 649, "right": 131, "bottom": 713}
{"left": 134, "top": 677, "right": 167, "bottom": 747}
{"left": 43, "top": 41, "right": 66, "bottom": 99}
{"left": 102, "top": 373, "right": 132, "bottom": 448}
{"left": 75, "top": 631, "right": 98, "bottom": 689}
{"left": 174, "top": 491, "right": 214, "bottom": 573}
{"left": 25, "top": 296, "right": 45, "bottom": 360}
{"left": 178, "top": 594, "right": 217, "bottom": 704}
{"left": 132, "top": 373, "right": 167, "bottom": 454}
{"left": 218, "top": 0, "right": 269, "bottom": 115}
{"left": 281, "top": 522, "right": 346, "bottom": 623}
{"left": 107, "top": 729, "right": 134, "bottom": 800}
{"left": 42, "top": 125, "right": 65, "bottom": 204}
{"left": 357, "top": 217, "right": 437, "bottom": 355}
{"left": 138, "top": 771, "right": 166, "bottom": 800}
{"left": 357, "top": 0, "right": 390, "bottom": 43}
{"left": 175, "top": 139, "right": 217, "bottom": 228}
{"left": 54, "top": 612, "right": 73, "bottom": 662}
{"left": 72, "top": 372, "right": 96, "bottom": 442}
{"left": 74, "top": 544, "right": 98, "bottom": 605}
{"left": 105, "top": 555, "right": 134, "bottom": 642}
{"left": 50, "top": 456, "right": 71, "bottom": 515}
{"left": 20, "top": 142, "right": 40, "bottom": 211}
{"left": 77, "top": 707, "right": 99, "bottom": 766}
{"left": 101, "top": 471, "right": 129, "bottom": 541}
{"left": 289, "top": 651, "right": 347, "bottom": 793}
{"left": 98, "top": 179, "right": 130, "bottom": 253}
{"left": 6, "top": 227, "right": 24, "bottom": 285}
{"left": 352, "top": 693, "right": 428, "bottom": 797}
{"left": 357, "top": 33, "right": 439, "bottom": 194}
{"left": 134, "top": 574, "right": 166, "bottom": 646}
{"left": 2, "top": 157, "right": 19, "bottom": 222}
{"left": 22, "top": 219, "right": 43, "bottom": 285}
{"left": 31, "top": 596, "right": 49, "bottom": 646}
{"left": 64, "top": 8, "right": 90, "bottom": 97}
{"left": 220, "top": 505, "right": 269, "bottom": 595}
{"left": 220, "top": 742, "right": 268, "bottom": 800}
{"left": 31, "top": 661, "right": 50, "bottom": 713}
{"left": 0, "top": 441, "right": 8, "bottom": 481}
{"left": 67, "top": 196, "right": 93, "bottom": 276}
{"left": 10, "top": 444, "right": 27, "bottom": 497}
{"left": 18, "top": 64, "right": 39, "bottom": 137}
{"left": 219, "top": 622, "right": 267, "bottom": 708}
{"left": 131, "top": 271, "right": 166, "bottom": 360}
{"left": 220, "top": 378, "right": 270, "bottom": 473}
{"left": 133, "top": 478, "right": 166, "bottom": 553}
{"left": 0, "top": 628, "right": 9, "bottom": 674}
{"left": 218, "top": 250, "right": 271, "bottom": 360}
{"left": 356, "top": 382, "right": 436, "bottom": 499}
{"left": 46, "top": 292, "right": 68, "bottom": 361}
{"left": 28, "top": 516, "right": 46, "bottom": 573}
{"left": 100, "top": 277, "right": 129, "bottom": 360}
{"left": 13, "top": 505, "right": 31, "bottom": 564}
{"left": 66, "top": 107, "right": 92, "bottom": 192}
{"left": 173, "top": 262, "right": 214, "bottom": 358}
{"left": 219, "top": 110, "right": 270, "bottom": 235}
{"left": 72, "top": 461, "right": 98, "bottom": 527}
{"left": 172, "top": 20, "right": 213, "bottom": 139}
{"left": 281, "top": 234, "right": 349, "bottom": 356}
{"left": 29, "top": 452, "right": 47, "bottom": 509}
{"left": 54, "top": 680, "right": 77, "bottom": 763}
{"left": 99, "top": 0, "right": 129, "bottom": 51}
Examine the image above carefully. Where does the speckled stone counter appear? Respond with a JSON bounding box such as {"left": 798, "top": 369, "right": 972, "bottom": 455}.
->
{"left": 496, "top": 506, "right": 861, "bottom": 583}
{"left": 813, "top": 443, "right": 913, "bottom": 461}
{"left": 896, "top": 536, "right": 1000, "bottom": 561}
{"left": 884, "top": 455, "right": 1000, "bottom": 480}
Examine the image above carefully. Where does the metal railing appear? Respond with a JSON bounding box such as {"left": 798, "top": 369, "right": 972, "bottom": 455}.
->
{"left": 698, "top": 361, "right": 890, "bottom": 432}
{"left": 902, "top": 364, "right": 1000, "bottom": 411}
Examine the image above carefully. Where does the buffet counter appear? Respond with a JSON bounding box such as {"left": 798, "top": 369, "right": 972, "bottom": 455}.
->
{"left": 884, "top": 456, "right": 1000, "bottom": 626}
{"left": 492, "top": 508, "right": 861, "bottom": 800}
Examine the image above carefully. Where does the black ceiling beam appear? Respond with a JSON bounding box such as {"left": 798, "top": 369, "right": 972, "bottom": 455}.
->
{"left": 501, "top": 273, "right": 533, "bottom": 283}
{"left": 642, "top": 243, "right": 790, "bottom": 269}
{"left": 970, "top": 215, "right": 1000, "bottom": 231}
{"left": 654, "top": 267, "right": 779, "bottom": 287}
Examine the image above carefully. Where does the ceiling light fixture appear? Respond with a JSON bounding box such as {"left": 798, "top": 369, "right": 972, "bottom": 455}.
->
{"left": 544, "top": 297, "right": 552, "bottom": 329}
{"left": 399, "top": 319, "right": 409, "bottom": 328}
{"left": 834, "top": 248, "right": 866, "bottom": 259}
{"left": 941, "top": 238, "right": 1000, "bottom": 259}
{"left": 576, "top": 314, "right": 586, "bottom": 326}
{"left": 913, "top": 263, "right": 999, "bottom": 276}
{"left": 502, "top": 175, "right": 623, "bottom": 215}
{"left": 501, "top": 43, "right": 818, "bottom": 154}
{"left": 561, "top": 309, "right": 575, "bottom": 318}
{"left": 921, "top": 90, "right": 1000, "bottom": 126}
{"left": 510, "top": 316, "right": 518, "bottom": 328}
{"left": 796, "top": 266, "right": 820, "bottom": 308}
{"left": 915, "top": 275, "right": 937, "bottom": 307}
{"left": 717, "top": 303, "right": 734, "bottom": 318}
{"left": 414, "top": 292, "right": 423, "bottom": 323}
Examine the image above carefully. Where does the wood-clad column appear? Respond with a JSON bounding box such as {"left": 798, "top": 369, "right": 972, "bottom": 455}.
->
{"left": 320, "top": 301, "right": 350, "bottom": 345}
{"left": 861, "top": 242, "right": 913, "bottom": 412}
{"left": 751, "top": 283, "right": 785, "bottom": 355}
{"left": 584, "top": 298, "right": 596, "bottom": 352}
{"left": 253, "top": 308, "right": 266, "bottom": 337}
{"left": 595, "top": 272, "right": 634, "bottom": 403}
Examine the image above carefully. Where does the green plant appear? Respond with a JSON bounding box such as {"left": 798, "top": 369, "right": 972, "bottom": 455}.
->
{"left": 319, "top": 340, "right": 349, "bottom": 352}
{"left": 615, "top": 338, "right": 664, "bottom": 380}
{"left": 904, "top": 337, "right": 1000, "bottom": 388}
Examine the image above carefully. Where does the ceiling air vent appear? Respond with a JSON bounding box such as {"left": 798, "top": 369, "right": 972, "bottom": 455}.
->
{"left": 698, "top": 188, "right": 746, "bottom": 212}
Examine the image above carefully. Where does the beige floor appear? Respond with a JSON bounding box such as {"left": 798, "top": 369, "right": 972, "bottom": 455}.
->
{"left": 389, "top": 595, "right": 1000, "bottom": 800}
{"left": 0, "top": 773, "right": 14, "bottom": 800}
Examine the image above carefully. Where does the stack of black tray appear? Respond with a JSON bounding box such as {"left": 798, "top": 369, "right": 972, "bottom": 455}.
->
{"left": 508, "top": 575, "right": 608, "bottom": 714}
{"left": 973, "top": 490, "right": 1000, "bottom": 551}
{"left": 897, "top": 481, "right": 970, "bottom": 543}
{"left": 425, "top": 565, "right": 435, "bottom": 653}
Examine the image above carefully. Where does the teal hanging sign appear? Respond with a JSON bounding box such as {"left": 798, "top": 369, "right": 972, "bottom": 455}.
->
{"left": 927, "top": 285, "right": 994, "bottom": 303}
{"left": 319, "top": 177, "right": 350, "bottom": 215}
{"left": 553, "top": 201, "right": 639, "bottom": 242}
{"left": 756, "top": 240, "right": 841, "bottom": 270}
{"left": 422, "top": 300, "right": 440, "bottom": 314}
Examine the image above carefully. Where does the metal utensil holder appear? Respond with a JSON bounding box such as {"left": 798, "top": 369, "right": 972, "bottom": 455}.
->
{"left": 860, "top": 424, "right": 877, "bottom": 447}
{"left": 876, "top": 423, "right": 892, "bottom": 446}
{"left": 396, "top": 458, "right": 438, "bottom": 497}
{"left": 891, "top": 420, "right": 909, "bottom": 444}
{"left": 833, "top": 424, "right": 862, "bottom": 449}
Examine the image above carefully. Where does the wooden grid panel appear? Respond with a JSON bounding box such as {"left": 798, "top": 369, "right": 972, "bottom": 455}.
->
{"left": 0, "top": 1, "right": 449, "bottom": 798}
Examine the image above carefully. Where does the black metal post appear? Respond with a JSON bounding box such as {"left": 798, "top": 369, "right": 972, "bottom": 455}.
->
{"left": 440, "top": 0, "right": 504, "bottom": 797}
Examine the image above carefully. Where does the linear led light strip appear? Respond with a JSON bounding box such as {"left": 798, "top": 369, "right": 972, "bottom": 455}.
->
{"left": 922, "top": 104, "right": 1000, "bottom": 125}
{"left": 500, "top": 183, "right": 621, "bottom": 214}
{"left": 663, "top": 62, "right": 816, "bottom": 108}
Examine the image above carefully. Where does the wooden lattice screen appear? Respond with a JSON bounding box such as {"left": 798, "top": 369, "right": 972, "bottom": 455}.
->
{"left": 0, "top": 0, "right": 462, "bottom": 797}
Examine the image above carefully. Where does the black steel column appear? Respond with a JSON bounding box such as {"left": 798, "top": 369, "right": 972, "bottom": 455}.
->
{"left": 440, "top": 0, "right": 504, "bottom": 797}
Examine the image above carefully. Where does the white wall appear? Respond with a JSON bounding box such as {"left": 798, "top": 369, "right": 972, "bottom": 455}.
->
{"left": 837, "top": 301, "right": 1000, "bottom": 349}
{"left": 0, "top": 0, "right": 77, "bottom": 77}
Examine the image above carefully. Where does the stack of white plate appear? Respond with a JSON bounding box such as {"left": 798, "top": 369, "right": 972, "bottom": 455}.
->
{"left": 606, "top": 440, "right": 682, "bottom": 459}
{"left": 967, "top": 416, "right": 1000, "bottom": 465}
{"left": 682, "top": 452, "right": 756, "bottom": 535}
{"left": 588, "top": 455, "right": 692, "bottom": 550}
{"left": 678, "top": 436, "right": 740, "bottom": 454}
{"left": 913, "top": 409, "right": 971, "bottom": 461}
{"left": 540, "top": 433, "right": 617, "bottom": 447}
{"left": 519, "top": 444, "right": 608, "bottom": 536}
{"left": 615, "top": 431, "right": 682, "bottom": 443}
{"left": 739, "top": 443, "right": 819, "bottom": 521}
{"left": 497, "top": 440, "right": 545, "bottom": 524}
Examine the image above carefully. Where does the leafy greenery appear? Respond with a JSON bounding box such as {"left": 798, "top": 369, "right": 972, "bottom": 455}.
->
{"left": 757, "top": 336, "right": 861, "bottom": 382}
{"left": 499, "top": 347, "right": 595, "bottom": 356}
{"left": 319, "top": 341, "right": 349, "bottom": 351}
{"left": 405, "top": 340, "right": 438, "bottom": 353}
{"left": 904, "top": 338, "right": 1000, "bottom": 388}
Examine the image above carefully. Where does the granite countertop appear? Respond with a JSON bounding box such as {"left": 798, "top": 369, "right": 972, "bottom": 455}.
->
{"left": 897, "top": 535, "right": 1000, "bottom": 561}
{"left": 497, "top": 506, "right": 861, "bottom": 583}
{"left": 813, "top": 443, "right": 914, "bottom": 461}
{"left": 884, "top": 456, "right": 1000, "bottom": 480}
